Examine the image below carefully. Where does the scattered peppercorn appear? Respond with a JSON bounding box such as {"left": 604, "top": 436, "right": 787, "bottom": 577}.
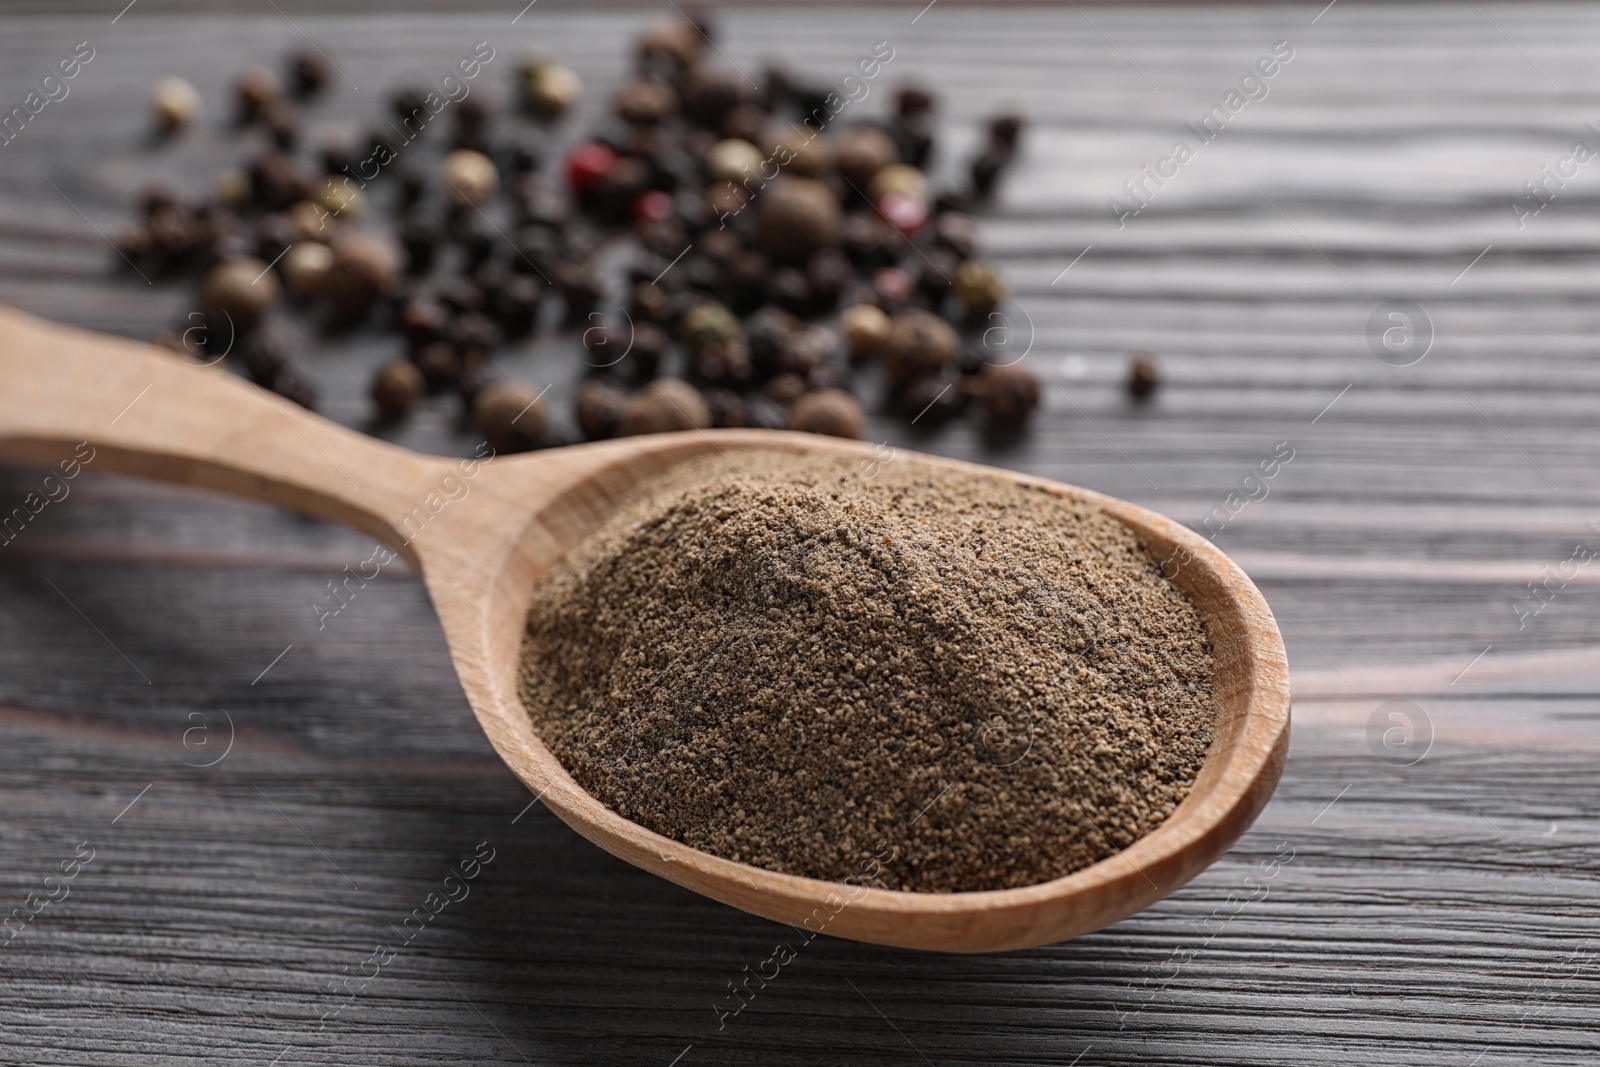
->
{"left": 151, "top": 76, "right": 200, "bottom": 136}
{"left": 788, "top": 388, "right": 864, "bottom": 439}
{"left": 619, "top": 377, "right": 711, "bottom": 435}
{"left": 883, "top": 309, "right": 958, "bottom": 385}
{"left": 200, "top": 255, "right": 278, "bottom": 332}
{"left": 975, "top": 363, "right": 1041, "bottom": 423}
{"left": 1128, "top": 354, "right": 1161, "bottom": 401}
{"left": 475, "top": 380, "right": 548, "bottom": 453}
{"left": 370, "top": 359, "right": 425, "bottom": 418}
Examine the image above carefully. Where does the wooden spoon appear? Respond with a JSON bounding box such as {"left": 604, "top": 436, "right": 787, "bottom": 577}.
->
{"left": 0, "top": 306, "right": 1289, "bottom": 952}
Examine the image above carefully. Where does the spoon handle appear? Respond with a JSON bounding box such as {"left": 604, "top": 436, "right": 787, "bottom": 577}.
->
{"left": 0, "top": 305, "right": 454, "bottom": 556}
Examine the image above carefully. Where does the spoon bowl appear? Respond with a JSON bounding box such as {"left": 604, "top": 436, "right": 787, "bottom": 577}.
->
{"left": 0, "top": 307, "right": 1289, "bottom": 952}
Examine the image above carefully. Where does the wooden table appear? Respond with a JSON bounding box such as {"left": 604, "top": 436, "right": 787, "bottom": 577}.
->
{"left": 2, "top": 3, "right": 1598, "bottom": 1063}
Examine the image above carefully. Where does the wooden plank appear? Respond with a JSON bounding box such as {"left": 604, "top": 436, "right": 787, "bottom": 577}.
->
{"left": 1, "top": 3, "right": 1598, "bottom": 1063}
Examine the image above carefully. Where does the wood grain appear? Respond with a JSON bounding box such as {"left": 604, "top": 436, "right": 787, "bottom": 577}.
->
{"left": 0, "top": 2, "right": 1597, "bottom": 1063}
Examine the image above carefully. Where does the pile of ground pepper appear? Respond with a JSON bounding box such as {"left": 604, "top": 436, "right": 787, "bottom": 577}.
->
{"left": 519, "top": 449, "right": 1216, "bottom": 893}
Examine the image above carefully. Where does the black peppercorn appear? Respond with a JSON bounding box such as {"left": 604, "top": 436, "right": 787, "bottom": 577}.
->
{"left": 744, "top": 305, "right": 796, "bottom": 379}
{"left": 398, "top": 297, "right": 449, "bottom": 347}
{"left": 782, "top": 325, "right": 834, "bottom": 376}
{"left": 235, "top": 66, "right": 280, "bottom": 123}
{"left": 987, "top": 112, "right": 1025, "bottom": 156}
{"left": 435, "top": 276, "right": 485, "bottom": 315}
{"left": 703, "top": 387, "right": 748, "bottom": 428}
{"left": 618, "top": 378, "right": 711, "bottom": 435}
{"left": 371, "top": 359, "right": 425, "bottom": 418}
{"left": 975, "top": 363, "right": 1040, "bottom": 423}
{"left": 681, "top": 64, "right": 747, "bottom": 128}
{"left": 899, "top": 373, "right": 967, "bottom": 425}
{"left": 806, "top": 247, "right": 851, "bottom": 310}
{"left": 555, "top": 261, "right": 604, "bottom": 323}
{"left": 262, "top": 98, "right": 301, "bottom": 150}
{"left": 494, "top": 275, "right": 543, "bottom": 338}
{"left": 289, "top": 48, "right": 329, "bottom": 98}
{"left": 630, "top": 280, "right": 677, "bottom": 325}
{"left": 323, "top": 234, "right": 399, "bottom": 321}
{"left": 932, "top": 211, "right": 976, "bottom": 259}
{"left": 249, "top": 151, "right": 311, "bottom": 211}
{"left": 917, "top": 247, "right": 961, "bottom": 307}
{"left": 692, "top": 338, "right": 751, "bottom": 388}
{"left": 1127, "top": 354, "right": 1161, "bottom": 401}
{"left": 456, "top": 220, "right": 496, "bottom": 273}
{"left": 574, "top": 376, "right": 629, "bottom": 440}
{"left": 840, "top": 211, "right": 900, "bottom": 271}
{"left": 450, "top": 312, "right": 503, "bottom": 360}
{"left": 399, "top": 216, "right": 442, "bottom": 275}
{"left": 969, "top": 146, "right": 1009, "bottom": 200}
{"left": 766, "top": 267, "right": 812, "bottom": 316}
{"left": 240, "top": 332, "right": 290, "bottom": 386}
{"left": 409, "top": 341, "right": 459, "bottom": 392}
{"left": 883, "top": 309, "right": 958, "bottom": 385}
{"left": 624, "top": 322, "right": 670, "bottom": 382}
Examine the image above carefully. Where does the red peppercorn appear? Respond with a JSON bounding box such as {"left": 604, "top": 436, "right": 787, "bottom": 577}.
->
{"left": 565, "top": 142, "right": 618, "bottom": 195}
{"left": 877, "top": 192, "right": 928, "bottom": 236}
{"left": 872, "top": 266, "right": 917, "bottom": 308}
{"left": 633, "top": 189, "right": 674, "bottom": 222}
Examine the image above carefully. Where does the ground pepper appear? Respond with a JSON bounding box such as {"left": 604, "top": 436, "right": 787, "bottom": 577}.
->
{"left": 520, "top": 450, "right": 1216, "bottom": 893}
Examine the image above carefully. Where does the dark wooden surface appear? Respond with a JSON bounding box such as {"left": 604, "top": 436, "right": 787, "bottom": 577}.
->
{"left": 3, "top": 3, "right": 1600, "bottom": 1064}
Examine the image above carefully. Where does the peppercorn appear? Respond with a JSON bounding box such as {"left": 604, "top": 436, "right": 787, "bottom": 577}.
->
{"left": 453, "top": 98, "right": 492, "bottom": 152}
{"left": 523, "top": 61, "right": 583, "bottom": 118}
{"left": 618, "top": 377, "right": 711, "bottom": 435}
{"left": 762, "top": 128, "right": 832, "bottom": 179}
{"left": 638, "top": 21, "right": 702, "bottom": 69}
{"left": 323, "top": 234, "right": 399, "bottom": 321}
{"left": 871, "top": 266, "right": 917, "bottom": 310}
{"left": 840, "top": 212, "right": 900, "bottom": 271}
{"left": 280, "top": 241, "right": 333, "bottom": 298}
{"left": 897, "top": 84, "right": 936, "bottom": 119}
{"left": 456, "top": 220, "right": 496, "bottom": 273}
{"left": 987, "top": 112, "right": 1025, "bottom": 156}
{"left": 742, "top": 305, "right": 796, "bottom": 379}
{"left": 315, "top": 175, "right": 364, "bottom": 221}
{"left": 370, "top": 359, "right": 424, "bottom": 418}
{"left": 617, "top": 80, "right": 679, "bottom": 125}
{"left": 289, "top": 48, "right": 329, "bottom": 97}
{"left": 475, "top": 380, "right": 548, "bottom": 453}
{"left": 917, "top": 248, "right": 960, "bottom": 307}
{"left": 883, "top": 309, "right": 958, "bottom": 385}
{"left": 932, "top": 211, "right": 976, "bottom": 259}
{"left": 955, "top": 260, "right": 1005, "bottom": 314}
{"left": 692, "top": 338, "right": 752, "bottom": 388}
{"left": 782, "top": 325, "right": 834, "bottom": 376}
{"left": 235, "top": 66, "right": 280, "bottom": 123}
{"left": 444, "top": 149, "right": 499, "bottom": 208}
{"left": 263, "top": 98, "right": 301, "bottom": 150}
{"left": 436, "top": 276, "right": 486, "bottom": 314}
{"left": 151, "top": 76, "right": 200, "bottom": 136}
{"left": 231, "top": 331, "right": 282, "bottom": 384}
{"left": 630, "top": 281, "right": 676, "bottom": 325}
{"left": 877, "top": 192, "right": 929, "bottom": 237}
{"left": 705, "top": 138, "right": 763, "bottom": 184}
{"left": 764, "top": 372, "right": 808, "bottom": 407}
{"left": 555, "top": 261, "right": 603, "bottom": 323}
{"left": 409, "top": 342, "right": 459, "bottom": 392}
{"left": 703, "top": 387, "right": 748, "bottom": 428}
{"left": 900, "top": 373, "right": 968, "bottom": 425}
{"left": 494, "top": 275, "right": 544, "bottom": 338}
{"left": 841, "top": 303, "right": 891, "bottom": 361}
{"left": 766, "top": 268, "right": 812, "bottom": 316}
{"left": 1127, "top": 354, "right": 1161, "bottom": 401}
{"left": 975, "top": 363, "right": 1040, "bottom": 423}
{"left": 806, "top": 247, "right": 851, "bottom": 310}
{"left": 970, "top": 146, "right": 1009, "bottom": 199}
{"left": 758, "top": 178, "right": 841, "bottom": 264}
{"left": 868, "top": 163, "right": 926, "bottom": 203}
{"left": 680, "top": 301, "right": 741, "bottom": 354}
{"left": 200, "top": 255, "right": 278, "bottom": 332}
{"left": 789, "top": 389, "right": 865, "bottom": 439}
{"left": 572, "top": 376, "right": 627, "bottom": 440}
{"left": 398, "top": 297, "right": 449, "bottom": 347}
{"left": 834, "top": 125, "right": 899, "bottom": 190}
{"left": 451, "top": 312, "right": 503, "bottom": 360}
{"left": 399, "top": 216, "right": 442, "bottom": 275}
{"left": 249, "top": 151, "right": 311, "bottom": 211}
{"left": 681, "top": 64, "right": 747, "bottom": 128}
{"left": 627, "top": 322, "right": 672, "bottom": 382}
